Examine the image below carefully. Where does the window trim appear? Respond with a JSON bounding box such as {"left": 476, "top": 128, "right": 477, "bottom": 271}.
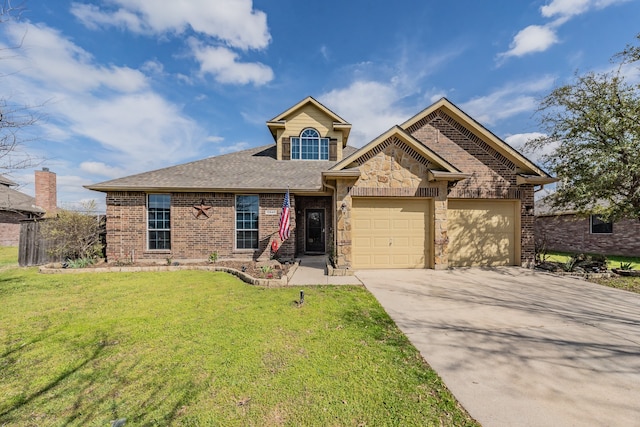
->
{"left": 147, "top": 193, "right": 171, "bottom": 251}
{"left": 291, "top": 128, "right": 329, "bottom": 160}
{"left": 590, "top": 214, "right": 613, "bottom": 234}
{"left": 235, "top": 194, "right": 259, "bottom": 250}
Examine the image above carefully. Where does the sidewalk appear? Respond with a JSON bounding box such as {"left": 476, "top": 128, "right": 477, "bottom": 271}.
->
{"left": 289, "top": 255, "right": 362, "bottom": 285}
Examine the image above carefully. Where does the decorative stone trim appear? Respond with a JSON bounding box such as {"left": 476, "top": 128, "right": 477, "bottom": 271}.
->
{"left": 348, "top": 187, "right": 439, "bottom": 197}
{"left": 326, "top": 257, "right": 354, "bottom": 276}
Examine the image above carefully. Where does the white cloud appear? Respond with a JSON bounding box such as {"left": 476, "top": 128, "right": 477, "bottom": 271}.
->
{"left": 460, "top": 76, "right": 555, "bottom": 126}
{"left": 540, "top": 0, "right": 591, "bottom": 17}
{"left": 500, "top": 0, "right": 629, "bottom": 60}
{"left": 188, "top": 39, "right": 273, "bottom": 86}
{"left": 80, "top": 161, "right": 127, "bottom": 178}
{"left": 2, "top": 22, "right": 147, "bottom": 94}
{"left": 320, "top": 81, "right": 411, "bottom": 147}
{"left": 505, "top": 132, "right": 558, "bottom": 166}
{"left": 541, "top": 0, "right": 629, "bottom": 17}
{"left": 0, "top": 20, "right": 206, "bottom": 183}
{"left": 500, "top": 25, "right": 559, "bottom": 58}
{"left": 70, "top": 0, "right": 271, "bottom": 51}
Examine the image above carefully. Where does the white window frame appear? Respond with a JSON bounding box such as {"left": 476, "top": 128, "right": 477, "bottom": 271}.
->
{"left": 147, "top": 193, "right": 171, "bottom": 250}
{"left": 235, "top": 194, "right": 259, "bottom": 250}
{"left": 291, "top": 128, "right": 329, "bottom": 160}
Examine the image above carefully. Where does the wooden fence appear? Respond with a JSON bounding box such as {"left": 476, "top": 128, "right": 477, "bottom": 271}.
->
{"left": 18, "top": 219, "right": 63, "bottom": 266}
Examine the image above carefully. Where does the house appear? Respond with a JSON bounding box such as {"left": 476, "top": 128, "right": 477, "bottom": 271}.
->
{"left": 535, "top": 199, "right": 640, "bottom": 257}
{"left": 0, "top": 168, "right": 57, "bottom": 246}
{"left": 85, "top": 97, "right": 555, "bottom": 269}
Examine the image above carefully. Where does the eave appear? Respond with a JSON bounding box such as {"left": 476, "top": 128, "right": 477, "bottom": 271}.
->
{"left": 516, "top": 175, "right": 559, "bottom": 185}
{"left": 428, "top": 170, "right": 471, "bottom": 182}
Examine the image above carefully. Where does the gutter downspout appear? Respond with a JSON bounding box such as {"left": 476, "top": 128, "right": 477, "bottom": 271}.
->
{"left": 323, "top": 179, "right": 338, "bottom": 262}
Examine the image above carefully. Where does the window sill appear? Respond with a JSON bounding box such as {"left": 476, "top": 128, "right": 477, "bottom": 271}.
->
{"left": 144, "top": 250, "right": 171, "bottom": 254}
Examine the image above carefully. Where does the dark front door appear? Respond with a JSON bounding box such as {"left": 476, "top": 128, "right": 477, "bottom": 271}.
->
{"left": 306, "top": 209, "right": 325, "bottom": 253}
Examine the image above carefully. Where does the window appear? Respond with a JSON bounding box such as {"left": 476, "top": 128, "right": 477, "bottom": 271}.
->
{"left": 590, "top": 215, "right": 613, "bottom": 234}
{"left": 148, "top": 194, "right": 171, "bottom": 250}
{"left": 291, "top": 128, "right": 329, "bottom": 160}
{"left": 236, "top": 195, "right": 259, "bottom": 249}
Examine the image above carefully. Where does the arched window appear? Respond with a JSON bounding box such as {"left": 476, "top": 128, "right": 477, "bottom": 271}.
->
{"left": 291, "top": 128, "right": 329, "bottom": 160}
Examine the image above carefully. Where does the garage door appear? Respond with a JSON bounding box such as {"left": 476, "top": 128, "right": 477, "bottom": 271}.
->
{"left": 447, "top": 199, "right": 519, "bottom": 267}
{"left": 352, "top": 198, "right": 430, "bottom": 269}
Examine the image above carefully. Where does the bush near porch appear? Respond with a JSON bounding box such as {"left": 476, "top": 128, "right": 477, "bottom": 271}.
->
{"left": 0, "top": 248, "right": 477, "bottom": 426}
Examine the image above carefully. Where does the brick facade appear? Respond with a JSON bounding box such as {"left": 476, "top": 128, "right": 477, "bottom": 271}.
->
{"left": 105, "top": 191, "right": 298, "bottom": 263}
{"left": 536, "top": 214, "right": 640, "bottom": 257}
{"left": 35, "top": 168, "right": 57, "bottom": 216}
{"left": 0, "top": 210, "right": 26, "bottom": 246}
{"left": 407, "top": 110, "right": 535, "bottom": 267}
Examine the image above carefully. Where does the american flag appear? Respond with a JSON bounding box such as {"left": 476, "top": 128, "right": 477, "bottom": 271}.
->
{"left": 278, "top": 189, "right": 291, "bottom": 241}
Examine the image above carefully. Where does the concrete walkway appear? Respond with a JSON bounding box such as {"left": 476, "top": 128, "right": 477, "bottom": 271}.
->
{"left": 288, "top": 255, "right": 362, "bottom": 285}
{"left": 356, "top": 267, "right": 640, "bottom": 427}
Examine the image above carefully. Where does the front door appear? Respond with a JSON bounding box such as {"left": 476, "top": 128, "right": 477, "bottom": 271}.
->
{"left": 306, "top": 209, "right": 325, "bottom": 253}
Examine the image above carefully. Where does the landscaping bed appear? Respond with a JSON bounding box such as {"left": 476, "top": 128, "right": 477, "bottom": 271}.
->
{"left": 39, "top": 259, "right": 297, "bottom": 287}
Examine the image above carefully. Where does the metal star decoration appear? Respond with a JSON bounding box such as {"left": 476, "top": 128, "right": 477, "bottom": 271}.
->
{"left": 192, "top": 199, "right": 212, "bottom": 219}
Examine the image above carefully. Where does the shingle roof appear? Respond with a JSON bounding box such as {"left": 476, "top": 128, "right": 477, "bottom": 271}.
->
{"left": 0, "top": 184, "right": 45, "bottom": 214}
{"left": 86, "top": 144, "right": 359, "bottom": 193}
{"left": 0, "top": 175, "right": 17, "bottom": 187}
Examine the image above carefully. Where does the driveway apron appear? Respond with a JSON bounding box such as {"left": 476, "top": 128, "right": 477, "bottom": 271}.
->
{"left": 356, "top": 267, "right": 640, "bottom": 427}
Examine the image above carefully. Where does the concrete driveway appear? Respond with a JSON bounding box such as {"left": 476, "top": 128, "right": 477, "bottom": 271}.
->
{"left": 356, "top": 267, "right": 640, "bottom": 427}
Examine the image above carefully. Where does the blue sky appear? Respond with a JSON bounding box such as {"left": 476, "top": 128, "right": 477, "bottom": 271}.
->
{"left": 1, "top": 0, "right": 639, "bottom": 210}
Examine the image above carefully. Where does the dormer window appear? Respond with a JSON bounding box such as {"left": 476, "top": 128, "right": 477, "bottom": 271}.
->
{"left": 291, "top": 128, "right": 329, "bottom": 160}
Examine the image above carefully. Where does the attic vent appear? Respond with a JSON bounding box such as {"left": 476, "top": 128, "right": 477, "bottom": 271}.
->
{"left": 355, "top": 137, "right": 432, "bottom": 168}
{"left": 435, "top": 111, "right": 515, "bottom": 169}
{"left": 404, "top": 111, "right": 439, "bottom": 134}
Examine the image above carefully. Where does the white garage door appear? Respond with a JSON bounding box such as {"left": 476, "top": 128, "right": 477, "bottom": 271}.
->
{"left": 447, "top": 199, "right": 519, "bottom": 267}
{"left": 352, "top": 198, "right": 430, "bottom": 269}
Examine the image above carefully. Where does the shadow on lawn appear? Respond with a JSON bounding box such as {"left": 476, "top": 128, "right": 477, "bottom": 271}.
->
{"left": 0, "top": 342, "right": 106, "bottom": 421}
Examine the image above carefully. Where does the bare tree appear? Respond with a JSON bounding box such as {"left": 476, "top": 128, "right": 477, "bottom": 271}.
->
{"left": 1, "top": 1, "right": 40, "bottom": 174}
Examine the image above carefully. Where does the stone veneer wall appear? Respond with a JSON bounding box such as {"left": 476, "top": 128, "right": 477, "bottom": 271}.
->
{"left": 105, "top": 191, "right": 296, "bottom": 262}
{"left": 536, "top": 214, "right": 640, "bottom": 257}
{"left": 334, "top": 141, "right": 450, "bottom": 269}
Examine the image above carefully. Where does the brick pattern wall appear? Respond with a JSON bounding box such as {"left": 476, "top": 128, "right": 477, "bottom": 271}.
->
{"left": 35, "top": 169, "right": 57, "bottom": 216}
{"left": 536, "top": 214, "right": 640, "bottom": 257}
{"left": 0, "top": 210, "right": 26, "bottom": 246}
{"left": 410, "top": 112, "right": 516, "bottom": 197}
{"left": 105, "top": 191, "right": 297, "bottom": 263}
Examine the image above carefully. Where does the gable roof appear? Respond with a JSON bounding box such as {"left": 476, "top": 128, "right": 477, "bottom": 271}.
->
{"left": 330, "top": 126, "right": 468, "bottom": 182}
{"left": 0, "top": 183, "right": 44, "bottom": 214}
{"left": 401, "top": 97, "right": 555, "bottom": 182}
{"left": 86, "top": 144, "right": 359, "bottom": 193}
{"left": 266, "top": 96, "right": 351, "bottom": 141}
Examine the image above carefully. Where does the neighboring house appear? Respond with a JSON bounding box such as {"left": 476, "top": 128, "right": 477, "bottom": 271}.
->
{"left": 535, "top": 199, "right": 640, "bottom": 257}
{"left": 86, "top": 97, "right": 555, "bottom": 269}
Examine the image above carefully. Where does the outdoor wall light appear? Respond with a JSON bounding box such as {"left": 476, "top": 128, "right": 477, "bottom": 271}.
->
{"left": 341, "top": 202, "right": 347, "bottom": 214}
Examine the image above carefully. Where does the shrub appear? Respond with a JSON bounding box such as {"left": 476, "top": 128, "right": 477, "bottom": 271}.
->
{"left": 41, "top": 201, "right": 104, "bottom": 261}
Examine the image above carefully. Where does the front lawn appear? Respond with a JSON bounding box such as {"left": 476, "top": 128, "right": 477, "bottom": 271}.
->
{"left": 0, "top": 261, "right": 476, "bottom": 425}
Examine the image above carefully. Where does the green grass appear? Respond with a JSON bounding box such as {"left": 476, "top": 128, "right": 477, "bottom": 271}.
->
{"left": 0, "top": 246, "right": 18, "bottom": 268}
{"left": 0, "top": 254, "right": 476, "bottom": 426}
{"left": 544, "top": 251, "right": 640, "bottom": 270}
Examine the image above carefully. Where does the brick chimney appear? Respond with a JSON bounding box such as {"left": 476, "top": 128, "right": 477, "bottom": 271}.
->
{"left": 35, "top": 167, "right": 57, "bottom": 216}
